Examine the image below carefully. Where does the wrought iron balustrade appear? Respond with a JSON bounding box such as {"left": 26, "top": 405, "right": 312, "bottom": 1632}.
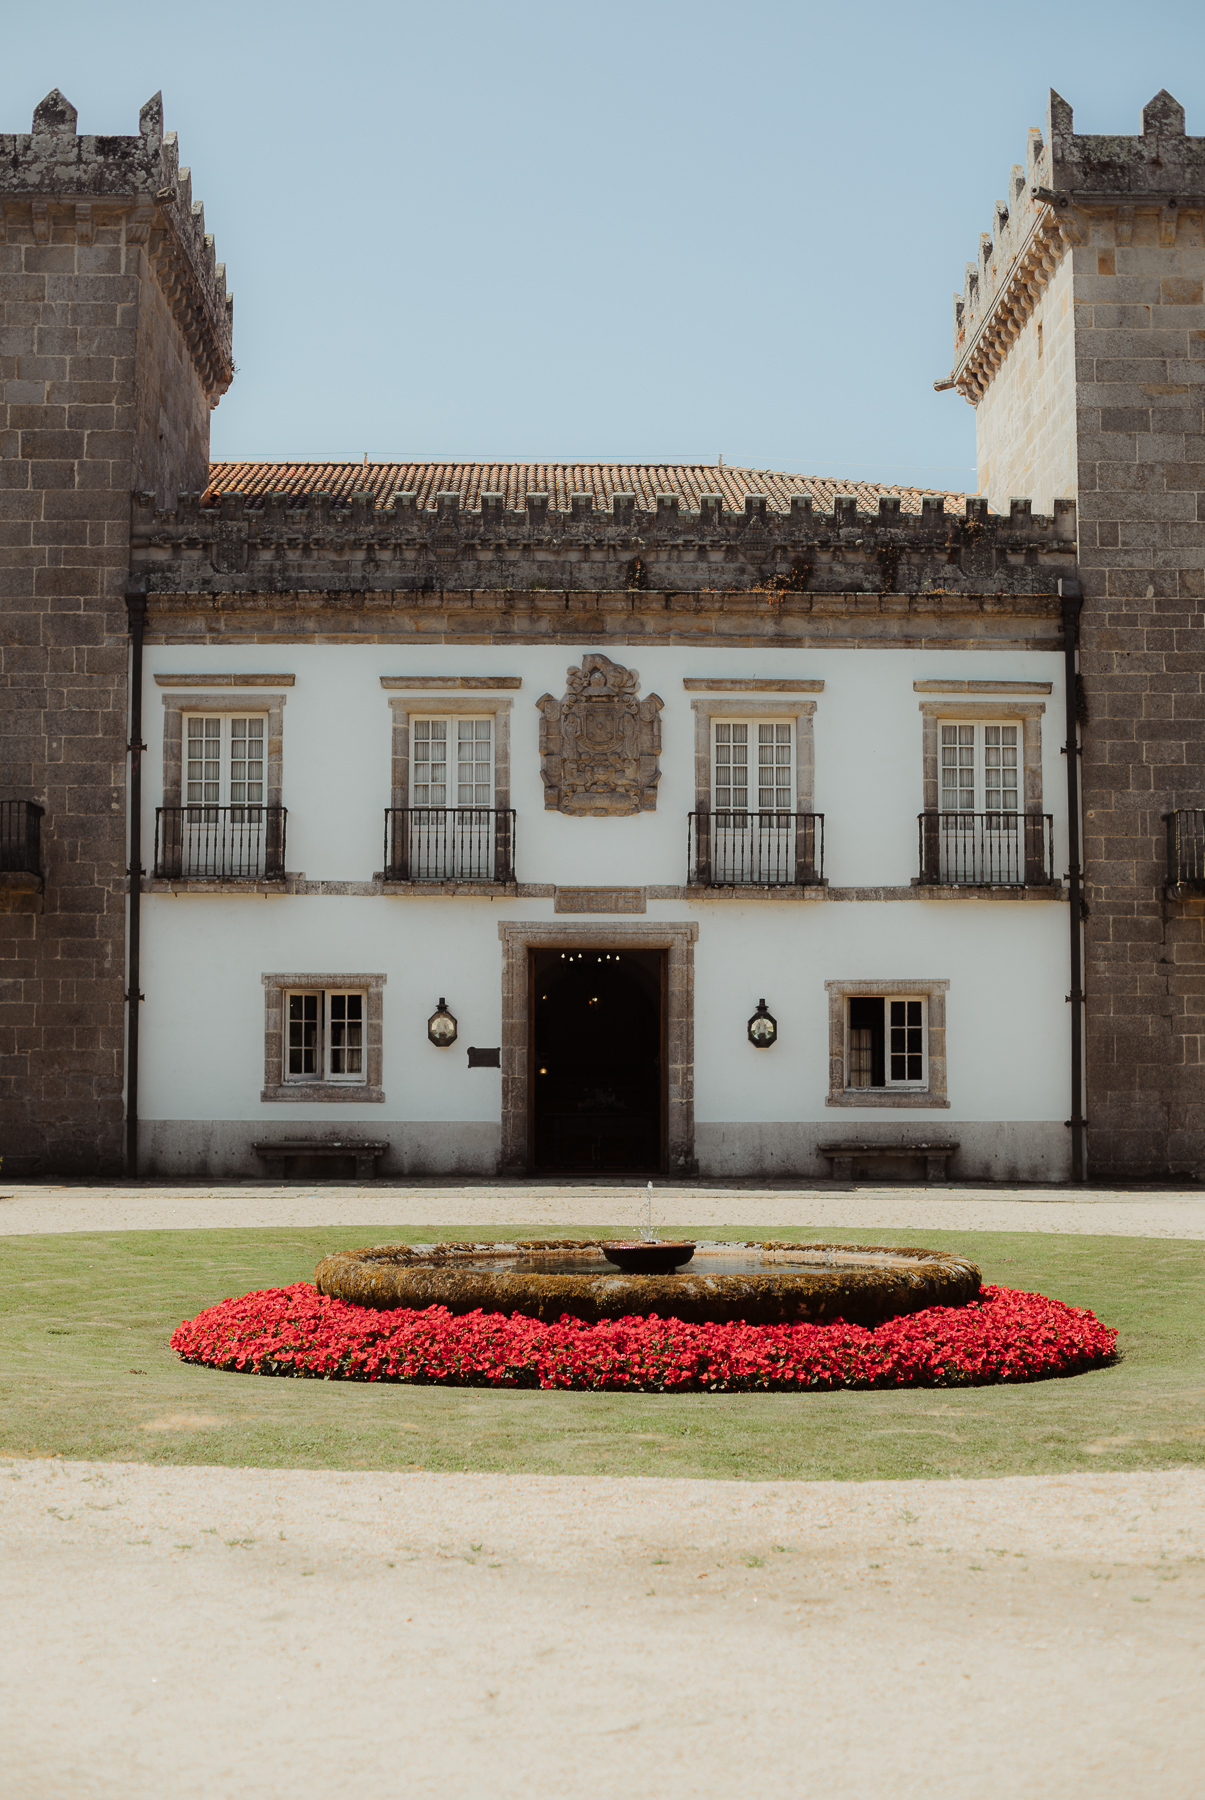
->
{"left": 0, "top": 800, "right": 44, "bottom": 875}
{"left": 154, "top": 805, "right": 287, "bottom": 880}
{"left": 917, "top": 810, "right": 1053, "bottom": 887}
{"left": 1164, "top": 808, "right": 1205, "bottom": 894}
{"left": 688, "top": 810, "right": 824, "bottom": 887}
{"left": 384, "top": 807, "right": 516, "bottom": 882}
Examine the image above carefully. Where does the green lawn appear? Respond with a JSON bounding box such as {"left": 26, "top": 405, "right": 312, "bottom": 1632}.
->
{"left": 1, "top": 1223, "right": 1201, "bottom": 1481}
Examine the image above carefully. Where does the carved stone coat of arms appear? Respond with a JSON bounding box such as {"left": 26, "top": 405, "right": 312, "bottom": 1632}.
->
{"left": 537, "top": 654, "right": 663, "bottom": 815}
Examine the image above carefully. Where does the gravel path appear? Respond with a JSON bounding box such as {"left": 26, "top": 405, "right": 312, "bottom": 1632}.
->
{"left": 3, "top": 1178, "right": 1205, "bottom": 1239}
{"left": 3, "top": 1459, "right": 1202, "bottom": 1799}
{"left": 5, "top": 1184, "right": 1203, "bottom": 1795}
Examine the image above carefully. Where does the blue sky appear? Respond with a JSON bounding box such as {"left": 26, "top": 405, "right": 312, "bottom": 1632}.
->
{"left": 3, "top": 0, "right": 1204, "bottom": 494}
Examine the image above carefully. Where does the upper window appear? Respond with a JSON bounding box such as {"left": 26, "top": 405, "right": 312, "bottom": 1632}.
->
{"left": 411, "top": 717, "right": 493, "bottom": 809}
{"left": 940, "top": 722, "right": 1018, "bottom": 814}
{"left": 185, "top": 714, "right": 266, "bottom": 808}
{"left": 713, "top": 721, "right": 794, "bottom": 811}
{"left": 284, "top": 988, "right": 366, "bottom": 1085}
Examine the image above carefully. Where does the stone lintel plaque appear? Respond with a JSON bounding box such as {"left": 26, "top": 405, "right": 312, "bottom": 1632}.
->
{"left": 537, "top": 653, "right": 663, "bottom": 815}
{"left": 554, "top": 887, "right": 647, "bottom": 914}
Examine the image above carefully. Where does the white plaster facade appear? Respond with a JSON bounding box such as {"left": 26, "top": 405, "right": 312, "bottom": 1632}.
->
{"left": 136, "top": 639, "right": 1071, "bottom": 1182}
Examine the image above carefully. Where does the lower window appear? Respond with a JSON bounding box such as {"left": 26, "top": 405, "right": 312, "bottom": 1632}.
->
{"left": 286, "top": 990, "right": 365, "bottom": 1084}
{"left": 848, "top": 996, "right": 926, "bottom": 1090}
{"left": 261, "top": 973, "right": 386, "bottom": 1103}
{"left": 825, "top": 978, "right": 949, "bottom": 1109}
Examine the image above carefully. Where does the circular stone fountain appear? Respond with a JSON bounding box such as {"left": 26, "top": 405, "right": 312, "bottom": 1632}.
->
{"left": 314, "top": 1239, "right": 981, "bottom": 1328}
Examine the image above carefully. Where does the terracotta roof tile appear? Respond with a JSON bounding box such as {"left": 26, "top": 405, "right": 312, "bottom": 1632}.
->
{"left": 203, "top": 461, "right": 975, "bottom": 516}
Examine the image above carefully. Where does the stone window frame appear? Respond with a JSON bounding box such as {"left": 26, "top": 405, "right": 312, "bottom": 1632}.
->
{"left": 261, "top": 972, "right": 386, "bottom": 1104}
{"left": 161, "top": 692, "right": 287, "bottom": 809}
{"left": 825, "top": 978, "right": 950, "bottom": 1109}
{"left": 387, "top": 696, "right": 513, "bottom": 809}
{"left": 497, "top": 920, "right": 697, "bottom": 1175}
{"left": 690, "top": 698, "right": 817, "bottom": 814}
{"left": 918, "top": 700, "right": 1046, "bottom": 816}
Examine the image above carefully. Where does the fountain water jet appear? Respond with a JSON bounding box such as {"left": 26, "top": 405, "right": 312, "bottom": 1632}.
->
{"left": 599, "top": 1180, "right": 697, "bottom": 1274}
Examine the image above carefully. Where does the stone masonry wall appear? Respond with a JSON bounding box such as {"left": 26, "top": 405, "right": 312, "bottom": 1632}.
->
{"left": 0, "top": 91, "right": 232, "bottom": 1173}
{"left": 0, "top": 202, "right": 134, "bottom": 1173}
{"left": 976, "top": 248, "right": 1076, "bottom": 517}
{"left": 133, "top": 268, "right": 212, "bottom": 507}
{"left": 1075, "top": 199, "right": 1205, "bottom": 1176}
{"left": 957, "top": 89, "right": 1205, "bottom": 1177}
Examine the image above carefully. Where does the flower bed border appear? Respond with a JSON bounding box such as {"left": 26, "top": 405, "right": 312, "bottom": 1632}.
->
{"left": 171, "top": 1283, "right": 1118, "bottom": 1393}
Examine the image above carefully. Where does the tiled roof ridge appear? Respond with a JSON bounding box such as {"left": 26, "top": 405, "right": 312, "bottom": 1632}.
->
{"left": 203, "top": 460, "right": 978, "bottom": 516}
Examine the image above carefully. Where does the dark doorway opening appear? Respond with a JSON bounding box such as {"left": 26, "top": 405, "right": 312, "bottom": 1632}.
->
{"left": 530, "top": 947, "right": 664, "bottom": 1172}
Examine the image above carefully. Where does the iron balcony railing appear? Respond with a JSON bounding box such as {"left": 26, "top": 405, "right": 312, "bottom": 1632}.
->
{"left": 154, "top": 805, "right": 287, "bottom": 880}
{"left": 688, "top": 811, "right": 825, "bottom": 887}
{"left": 384, "top": 807, "right": 516, "bottom": 882}
{"left": 1164, "top": 809, "right": 1205, "bottom": 894}
{"left": 0, "top": 800, "right": 44, "bottom": 875}
{"left": 918, "top": 810, "right": 1054, "bottom": 887}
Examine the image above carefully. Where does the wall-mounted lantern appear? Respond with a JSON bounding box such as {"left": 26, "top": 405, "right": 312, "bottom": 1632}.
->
{"left": 747, "top": 998, "right": 777, "bottom": 1048}
{"left": 427, "top": 999, "right": 458, "bottom": 1047}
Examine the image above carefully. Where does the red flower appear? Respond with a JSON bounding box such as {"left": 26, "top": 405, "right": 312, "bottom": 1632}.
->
{"left": 169, "top": 1285, "right": 1116, "bottom": 1392}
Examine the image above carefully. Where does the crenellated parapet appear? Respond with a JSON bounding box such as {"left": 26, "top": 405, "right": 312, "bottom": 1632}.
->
{"left": 944, "top": 87, "right": 1205, "bottom": 406}
{"left": 0, "top": 89, "right": 233, "bottom": 404}
{"left": 130, "top": 485, "right": 1077, "bottom": 597}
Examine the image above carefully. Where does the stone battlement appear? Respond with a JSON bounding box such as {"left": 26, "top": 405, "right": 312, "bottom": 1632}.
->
{"left": 950, "top": 89, "right": 1205, "bottom": 405}
{"left": 0, "top": 89, "right": 233, "bottom": 403}
{"left": 130, "top": 487, "right": 1076, "bottom": 596}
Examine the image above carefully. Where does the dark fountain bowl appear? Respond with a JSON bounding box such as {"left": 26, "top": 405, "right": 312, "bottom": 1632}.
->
{"left": 600, "top": 1240, "right": 696, "bottom": 1275}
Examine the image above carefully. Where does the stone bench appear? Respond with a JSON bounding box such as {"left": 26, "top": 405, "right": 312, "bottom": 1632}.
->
{"left": 818, "top": 1141, "right": 959, "bottom": 1183}
{"left": 252, "top": 1139, "right": 389, "bottom": 1180}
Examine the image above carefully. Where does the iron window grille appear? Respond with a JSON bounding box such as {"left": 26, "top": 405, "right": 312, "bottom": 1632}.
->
{"left": 1164, "top": 808, "right": 1205, "bottom": 895}
{"left": 384, "top": 807, "right": 515, "bottom": 883}
{"left": 689, "top": 811, "right": 824, "bottom": 887}
{"left": 154, "top": 805, "right": 287, "bottom": 880}
{"left": 917, "top": 811, "right": 1053, "bottom": 887}
{"left": 0, "top": 800, "right": 44, "bottom": 875}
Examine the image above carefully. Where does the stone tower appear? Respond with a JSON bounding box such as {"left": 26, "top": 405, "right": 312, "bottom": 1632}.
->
{"left": 948, "top": 90, "right": 1205, "bottom": 1176}
{"left": 0, "top": 91, "right": 232, "bottom": 1173}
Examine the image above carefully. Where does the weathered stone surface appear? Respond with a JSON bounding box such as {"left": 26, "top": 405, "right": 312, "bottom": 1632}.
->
{"left": 955, "top": 88, "right": 1205, "bottom": 1178}
{"left": 128, "top": 487, "right": 1077, "bottom": 598}
{"left": 0, "top": 93, "right": 229, "bottom": 1173}
{"left": 536, "top": 655, "right": 662, "bottom": 815}
{"left": 314, "top": 1240, "right": 983, "bottom": 1328}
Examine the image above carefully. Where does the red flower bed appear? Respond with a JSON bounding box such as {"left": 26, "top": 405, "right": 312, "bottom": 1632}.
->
{"left": 171, "top": 1284, "right": 1116, "bottom": 1392}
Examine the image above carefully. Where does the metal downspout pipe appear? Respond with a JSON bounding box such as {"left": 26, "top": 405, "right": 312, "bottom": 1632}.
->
{"left": 125, "top": 590, "right": 147, "bottom": 1176}
{"left": 1060, "top": 579, "right": 1087, "bottom": 1182}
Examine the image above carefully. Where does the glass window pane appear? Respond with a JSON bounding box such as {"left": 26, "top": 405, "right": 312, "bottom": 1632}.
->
{"left": 328, "top": 990, "right": 364, "bottom": 1077}
{"left": 413, "top": 718, "right": 448, "bottom": 807}
{"left": 185, "top": 716, "right": 222, "bottom": 805}
{"left": 229, "top": 716, "right": 265, "bottom": 807}
{"left": 286, "top": 992, "right": 319, "bottom": 1077}
{"left": 456, "top": 717, "right": 492, "bottom": 807}
{"left": 715, "top": 722, "right": 748, "bottom": 810}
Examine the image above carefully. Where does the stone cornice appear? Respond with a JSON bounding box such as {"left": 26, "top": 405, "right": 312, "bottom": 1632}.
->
{"left": 139, "top": 585, "right": 1068, "bottom": 653}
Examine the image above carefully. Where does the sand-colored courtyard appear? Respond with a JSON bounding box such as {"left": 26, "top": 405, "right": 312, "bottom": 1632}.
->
{"left": 3, "top": 1181, "right": 1203, "bottom": 1798}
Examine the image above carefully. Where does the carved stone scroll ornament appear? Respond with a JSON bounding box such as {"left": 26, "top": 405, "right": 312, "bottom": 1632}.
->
{"left": 537, "top": 654, "right": 663, "bottom": 815}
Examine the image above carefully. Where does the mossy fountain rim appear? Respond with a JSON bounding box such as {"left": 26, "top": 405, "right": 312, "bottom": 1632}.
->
{"left": 314, "top": 1239, "right": 982, "bottom": 1328}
